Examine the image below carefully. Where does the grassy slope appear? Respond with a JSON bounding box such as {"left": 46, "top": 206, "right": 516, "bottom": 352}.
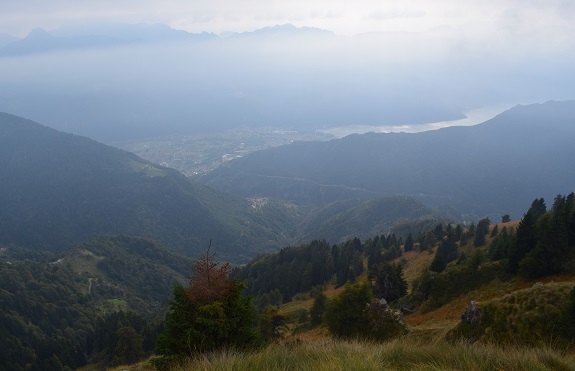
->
{"left": 113, "top": 339, "right": 575, "bottom": 371}
{"left": 112, "top": 222, "right": 575, "bottom": 370}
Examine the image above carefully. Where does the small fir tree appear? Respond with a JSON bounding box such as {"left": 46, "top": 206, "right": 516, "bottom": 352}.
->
{"left": 404, "top": 233, "right": 414, "bottom": 252}
{"left": 310, "top": 292, "right": 327, "bottom": 326}
{"left": 369, "top": 262, "right": 408, "bottom": 302}
{"left": 154, "top": 243, "right": 261, "bottom": 369}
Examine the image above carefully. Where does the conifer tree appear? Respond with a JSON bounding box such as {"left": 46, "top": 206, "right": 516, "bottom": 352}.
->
{"left": 404, "top": 233, "right": 414, "bottom": 252}
{"left": 112, "top": 326, "right": 144, "bottom": 366}
{"left": 430, "top": 235, "right": 459, "bottom": 272}
{"left": 567, "top": 192, "right": 575, "bottom": 246}
{"left": 154, "top": 243, "right": 260, "bottom": 369}
{"left": 454, "top": 224, "right": 463, "bottom": 241}
{"left": 310, "top": 292, "right": 327, "bottom": 326}
{"left": 489, "top": 226, "right": 513, "bottom": 261}
{"left": 369, "top": 262, "right": 408, "bottom": 302}
{"left": 490, "top": 224, "right": 499, "bottom": 237}
{"left": 508, "top": 200, "right": 545, "bottom": 273}
{"left": 473, "top": 218, "right": 490, "bottom": 247}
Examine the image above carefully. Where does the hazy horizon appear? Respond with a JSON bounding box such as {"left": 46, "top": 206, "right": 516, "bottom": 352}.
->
{"left": 1, "top": 1, "right": 574, "bottom": 142}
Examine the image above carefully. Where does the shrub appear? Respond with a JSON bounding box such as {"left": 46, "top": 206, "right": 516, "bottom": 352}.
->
{"left": 324, "top": 281, "right": 372, "bottom": 338}
{"left": 258, "top": 306, "right": 289, "bottom": 342}
{"left": 324, "top": 281, "right": 406, "bottom": 341}
{"left": 363, "top": 301, "right": 407, "bottom": 341}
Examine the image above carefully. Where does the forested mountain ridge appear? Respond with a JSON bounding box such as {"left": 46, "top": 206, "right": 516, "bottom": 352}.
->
{"left": 0, "top": 112, "right": 304, "bottom": 261}
{"left": 200, "top": 100, "right": 575, "bottom": 218}
{"left": 1, "top": 112, "right": 455, "bottom": 261}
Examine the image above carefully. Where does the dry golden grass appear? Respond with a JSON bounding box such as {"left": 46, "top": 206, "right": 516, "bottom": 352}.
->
{"left": 168, "top": 338, "right": 575, "bottom": 371}
{"left": 395, "top": 248, "right": 436, "bottom": 288}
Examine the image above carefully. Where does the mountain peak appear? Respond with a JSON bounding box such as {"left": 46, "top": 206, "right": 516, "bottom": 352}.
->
{"left": 26, "top": 27, "right": 52, "bottom": 39}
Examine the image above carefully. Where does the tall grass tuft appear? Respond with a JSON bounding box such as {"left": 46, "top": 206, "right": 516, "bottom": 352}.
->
{"left": 170, "top": 338, "right": 574, "bottom": 370}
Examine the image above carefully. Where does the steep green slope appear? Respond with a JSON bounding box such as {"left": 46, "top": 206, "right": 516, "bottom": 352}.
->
{"left": 200, "top": 100, "right": 575, "bottom": 218}
{"left": 0, "top": 112, "right": 303, "bottom": 261}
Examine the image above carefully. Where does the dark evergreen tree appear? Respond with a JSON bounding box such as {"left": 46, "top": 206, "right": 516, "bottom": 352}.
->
{"left": 454, "top": 224, "right": 463, "bottom": 241}
{"left": 460, "top": 223, "right": 475, "bottom": 245}
{"left": 386, "top": 234, "right": 398, "bottom": 249}
{"left": 430, "top": 254, "right": 446, "bottom": 272}
{"left": 369, "top": 263, "right": 408, "bottom": 302}
{"left": 502, "top": 214, "right": 511, "bottom": 223}
{"left": 473, "top": 218, "right": 490, "bottom": 247}
{"left": 508, "top": 199, "right": 546, "bottom": 274}
{"left": 404, "top": 233, "right": 414, "bottom": 252}
{"left": 352, "top": 251, "right": 364, "bottom": 277}
{"left": 112, "top": 326, "right": 145, "bottom": 366}
{"left": 430, "top": 235, "right": 459, "bottom": 272}
{"left": 530, "top": 198, "right": 547, "bottom": 219}
{"left": 433, "top": 224, "right": 444, "bottom": 240}
{"left": 354, "top": 237, "right": 363, "bottom": 251}
{"left": 336, "top": 265, "right": 351, "bottom": 287}
{"left": 420, "top": 230, "right": 437, "bottom": 251}
{"left": 490, "top": 224, "right": 499, "bottom": 237}
{"left": 566, "top": 192, "right": 575, "bottom": 246}
{"left": 519, "top": 197, "right": 569, "bottom": 278}
{"left": 489, "top": 226, "right": 513, "bottom": 261}
{"left": 382, "top": 244, "right": 401, "bottom": 262}
{"left": 310, "top": 292, "right": 327, "bottom": 326}
{"left": 367, "top": 238, "right": 385, "bottom": 269}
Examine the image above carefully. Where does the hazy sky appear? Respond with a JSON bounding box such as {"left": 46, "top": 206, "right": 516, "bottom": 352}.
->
{"left": 2, "top": 0, "right": 575, "bottom": 41}
{"left": 1, "top": 1, "right": 574, "bottom": 142}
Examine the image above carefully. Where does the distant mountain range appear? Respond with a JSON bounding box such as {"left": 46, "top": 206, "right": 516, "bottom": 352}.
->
{"left": 199, "top": 100, "right": 575, "bottom": 219}
{"left": 0, "top": 112, "right": 448, "bottom": 262}
{"left": 0, "top": 23, "right": 331, "bottom": 57}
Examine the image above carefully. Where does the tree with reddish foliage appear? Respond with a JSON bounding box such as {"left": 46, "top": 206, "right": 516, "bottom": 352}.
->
{"left": 154, "top": 242, "right": 261, "bottom": 369}
{"left": 186, "top": 245, "right": 233, "bottom": 304}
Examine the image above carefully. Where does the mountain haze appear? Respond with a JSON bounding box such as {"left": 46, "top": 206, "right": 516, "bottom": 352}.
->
{"left": 200, "top": 101, "right": 575, "bottom": 219}
{"left": 0, "top": 112, "right": 303, "bottom": 262}
{"left": 1, "top": 112, "right": 451, "bottom": 262}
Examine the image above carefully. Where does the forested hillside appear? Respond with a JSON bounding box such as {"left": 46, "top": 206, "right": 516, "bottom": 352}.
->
{"left": 200, "top": 100, "right": 575, "bottom": 218}
{"left": 1, "top": 193, "right": 574, "bottom": 370}
{"left": 0, "top": 112, "right": 306, "bottom": 261}
{"left": 0, "top": 235, "right": 194, "bottom": 370}
{"left": 294, "top": 196, "right": 452, "bottom": 244}
{"left": 0, "top": 112, "right": 456, "bottom": 262}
